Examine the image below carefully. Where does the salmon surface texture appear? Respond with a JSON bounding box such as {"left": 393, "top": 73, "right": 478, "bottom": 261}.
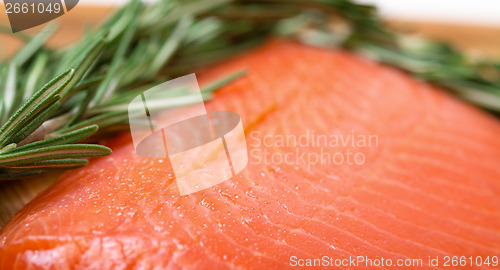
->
{"left": 1, "top": 40, "right": 500, "bottom": 269}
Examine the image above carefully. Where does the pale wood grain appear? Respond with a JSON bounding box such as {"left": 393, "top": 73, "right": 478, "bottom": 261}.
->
{"left": 388, "top": 19, "right": 500, "bottom": 58}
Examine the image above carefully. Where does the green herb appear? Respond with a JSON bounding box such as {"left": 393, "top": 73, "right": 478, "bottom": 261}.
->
{"left": 0, "top": 0, "right": 499, "bottom": 179}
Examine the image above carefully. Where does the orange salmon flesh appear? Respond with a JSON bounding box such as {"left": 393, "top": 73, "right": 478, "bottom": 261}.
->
{"left": 1, "top": 40, "right": 500, "bottom": 269}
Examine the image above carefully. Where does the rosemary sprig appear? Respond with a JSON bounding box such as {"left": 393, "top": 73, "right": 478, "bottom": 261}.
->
{"left": 0, "top": 0, "right": 499, "bottom": 179}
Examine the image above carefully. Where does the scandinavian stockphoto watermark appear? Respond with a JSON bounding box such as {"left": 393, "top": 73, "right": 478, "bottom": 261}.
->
{"left": 128, "top": 74, "right": 248, "bottom": 196}
{"left": 3, "top": 0, "right": 79, "bottom": 32}
{"left": 249, "top": 129, "right": 378, "bottom": 168}
{"left": 127, "top": 74, "right": 377, "bottom": 195}
{"left": 289, "top": 255, "right": 499, "bottom": 268}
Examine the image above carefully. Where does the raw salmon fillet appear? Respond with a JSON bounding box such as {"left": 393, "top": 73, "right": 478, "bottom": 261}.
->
{"left": 1, "top": 40, "right": 500, "bottom": 269}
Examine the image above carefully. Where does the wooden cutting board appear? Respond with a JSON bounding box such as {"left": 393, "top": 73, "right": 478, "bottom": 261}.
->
{"left": 0, "top": 6, "right": 499, "bottom": 227}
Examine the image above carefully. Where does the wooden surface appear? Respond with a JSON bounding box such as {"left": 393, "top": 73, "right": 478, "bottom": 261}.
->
{"left": 0, "top": 6, "right": 499, "bottom": 227}
{"left": 387, "top": 20, "right": 500, "bottom": 58}
{"left": 0, "top": 6, "right": 115, "bottom": 57}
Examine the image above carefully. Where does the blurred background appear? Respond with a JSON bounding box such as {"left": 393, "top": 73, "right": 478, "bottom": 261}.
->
{"left": 76, "top": 0, "right": 500, "bottom": 26}
{"left": 1, "top": 0, "right": 499, "bottom": 58}
{"left": 357, "top": 0, "right": 500, "bottom": 26}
